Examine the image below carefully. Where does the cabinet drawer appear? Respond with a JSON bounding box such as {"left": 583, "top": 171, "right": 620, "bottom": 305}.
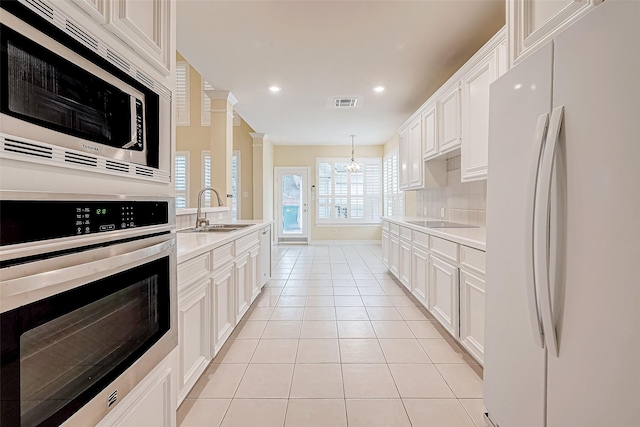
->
{"left": 235, "top": 231, "right": 259, "bottom": 256}
{"left": 400, "top": 226, "right": 412, "bottom": 241}
{"left": 213, "top": 243, "right": 234, "bottom": 270}
{"left": 460, "top": 246, "right": 486, "bottom": 276}
{"left": 178, "top": 253, "right": 210, "bottom": 285}
{"left": 412, "top": 230, "right": 429, "bottom": 250}
{"left": 430, "top": 236, "right": 459, "bottom": 263}
{"left": 382, "top": 221, "right": 390, "bottom": 231}
{"left": 390, "top": 223, "right": 400, "bottom": 236}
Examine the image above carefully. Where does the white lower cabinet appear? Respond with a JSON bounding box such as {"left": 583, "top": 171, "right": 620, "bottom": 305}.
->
{"left": 429, "top": 255, "right": 460, "bottom": 338}
{"left": 177, "top": 279, "right": 210, "bottom": 403}
{"left": 176, "top": 224, "right": 272, "bottom": 404}
{"left": 411, "top": 245, "right": 429, "bottom": 307}
{"left": 212, "top": 263, "right": 234, "bottom": 355}
{"left": 383, "top": 220, "right": 486, "bottom": 365}
{"left": 459, "top": 271, "right": 486, "bottom": 364}
{"left": 381, "top": 230, "right": 390, "bottom": 267}
{"left": 389, "top": 234, "right": 400, "bottom": 279}
{"left": 399, "top": 238, "right": 412, "bottom": 291}
{"left": 97, "top": 350, "right": 176, "bottom": 427}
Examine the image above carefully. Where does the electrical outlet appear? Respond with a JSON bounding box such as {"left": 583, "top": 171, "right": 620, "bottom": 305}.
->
{"left": 218, "top": 213, "right": 223, "bottom": 219}
{"left": 440, "top": 207, "right": 445, "bottom": 218}
{"left": 333, "top": 228, "right": 337, "bottom": 234}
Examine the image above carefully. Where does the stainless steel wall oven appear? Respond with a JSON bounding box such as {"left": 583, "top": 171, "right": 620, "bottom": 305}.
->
{"left": 0, "top": 192, "right": 177, "bottom": 427}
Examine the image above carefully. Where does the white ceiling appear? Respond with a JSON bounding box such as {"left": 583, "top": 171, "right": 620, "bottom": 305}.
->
{"left": 177, "top": 1, "right": 505, "bottom": 146}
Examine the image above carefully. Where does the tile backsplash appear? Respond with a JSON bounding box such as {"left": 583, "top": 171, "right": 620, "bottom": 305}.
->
{"left": 415, "top": 155, "right": 487, "bottom": 226}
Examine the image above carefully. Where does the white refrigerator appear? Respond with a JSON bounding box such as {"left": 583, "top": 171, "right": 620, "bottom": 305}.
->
{"left": 484, "top": 1, "right": 640, "bottom": 426}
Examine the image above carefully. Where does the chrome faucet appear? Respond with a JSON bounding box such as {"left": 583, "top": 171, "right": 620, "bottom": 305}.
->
{"left": 195, "top": 187, "right": 224, "bottom": 228}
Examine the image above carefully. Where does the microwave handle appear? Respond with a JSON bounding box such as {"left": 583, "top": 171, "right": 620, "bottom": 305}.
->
{"left": 121, "top": 96, "right": 141, "bottom": 149}
{"left": 1, "top": 239, "right": 173, "bottom": 299}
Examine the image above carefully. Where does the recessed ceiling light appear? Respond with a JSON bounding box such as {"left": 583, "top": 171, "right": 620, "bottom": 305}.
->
{"left": 373, "top": 86, "right": 385, "bottom": 93}
{"left": 269, "top": 86, "right": 281, "bottom": 92}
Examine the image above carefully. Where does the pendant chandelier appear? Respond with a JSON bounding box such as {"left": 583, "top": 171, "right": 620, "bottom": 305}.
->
{"left": 345, "top": 135, "right": 361, "bottom": 172}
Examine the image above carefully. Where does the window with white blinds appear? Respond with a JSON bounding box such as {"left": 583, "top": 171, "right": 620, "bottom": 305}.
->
{"left": 175, "top": 62, "right": 190, "bottom": 126}
{"left": 175, "top": 152, "right": 189, "bottom": 209}
{"left": 383, "top": 147, "right": 404, "bottom": 216}
{"left": 316, "top": 157, "right": 382, "bottom": 225}
{"left": 202, "top": 151, "right": 211, "bottom": 207}
{"left": 201, "top": 79, "right": 214, "bottom": 126}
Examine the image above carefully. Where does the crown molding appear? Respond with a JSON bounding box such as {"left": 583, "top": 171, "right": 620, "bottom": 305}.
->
{"left": 204, "top": 90, "right": 239, "bottom": 106}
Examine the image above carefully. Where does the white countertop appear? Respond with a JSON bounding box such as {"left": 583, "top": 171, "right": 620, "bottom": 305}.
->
{"left": 382, "top": 216, "right": 486, "bottom": 251}
{"left": 176, "top": 220, "right": 273, "bottom": 264}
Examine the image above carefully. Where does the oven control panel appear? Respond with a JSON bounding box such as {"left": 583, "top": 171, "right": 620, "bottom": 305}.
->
{"left": 0, "top": 200, "right": 169, "bottom": 246}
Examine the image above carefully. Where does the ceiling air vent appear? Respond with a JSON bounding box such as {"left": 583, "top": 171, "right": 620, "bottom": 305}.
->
{"left": 333, "top": 98, "right": 358, "bottom": 108}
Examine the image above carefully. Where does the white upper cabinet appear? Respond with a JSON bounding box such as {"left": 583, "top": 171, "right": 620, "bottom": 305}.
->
{"left": 461, "top": 50, "right": 497, "bottom": 182}
{"left": 72, "top": 0, "right": 107, "bottom": 23}
{"left": 437, "top": 83, "right": 462, "bottom": 154}
{"left": 422, "top": 102, "right": 438, "bottom": 160}
{"left": 398, "top": 128, "right": 410, "bottom": 190}
{"left": 105, "top": 0, "right": 172, "bottom": 75}
{"left": 508, "top": 0, "right": 601, "bottom": 66}
{"left": 408, "top": 116, "right": 424, "bottom": 188}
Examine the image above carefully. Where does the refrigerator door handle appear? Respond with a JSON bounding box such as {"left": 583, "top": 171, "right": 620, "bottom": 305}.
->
{"left": 525, "top": 113, "right": 549, "bottom": 349}
{"left": 535, "top": 105, "right": 564, "bottom": 357}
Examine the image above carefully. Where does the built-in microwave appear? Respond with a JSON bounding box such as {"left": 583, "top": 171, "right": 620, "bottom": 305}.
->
{"left": 0, "top": 4, "right": 171, "bottom": 183}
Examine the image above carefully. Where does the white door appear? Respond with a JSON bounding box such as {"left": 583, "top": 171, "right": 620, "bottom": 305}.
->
{"left": 275, "top": 167, "right": 310, "bottom": 244}
{"left": 422, "top": 103, "right": 438, "bottom": 159}
{"left": 459, "top": 271, "right": 485, "bottom": 364}
{"left": 546, "top": 3, "right": 640, "bottom": 426}
{"left": 411, "top": 245, "right": 429, "bottom": 308}
{"left": 399, "top": 239, "right": 412, "bottom": 291}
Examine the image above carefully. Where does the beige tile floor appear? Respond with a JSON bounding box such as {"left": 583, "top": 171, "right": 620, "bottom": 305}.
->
{"left": 178, "top": 244, "right": 487, "bottom": 427}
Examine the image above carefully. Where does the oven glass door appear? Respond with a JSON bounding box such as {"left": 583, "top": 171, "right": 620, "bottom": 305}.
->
{"left": 0, "top": 24, "right": 142, "bottom": 152}
{"left": 0, "top": 256, "right": 170, "bottom": 427}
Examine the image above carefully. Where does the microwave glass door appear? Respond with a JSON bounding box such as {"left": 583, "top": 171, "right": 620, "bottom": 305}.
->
{"left": 0, "top": 25, "right": 142, "bottom": 152}
{"left": 0, "top": 257, "right": 170, "bottom": 427}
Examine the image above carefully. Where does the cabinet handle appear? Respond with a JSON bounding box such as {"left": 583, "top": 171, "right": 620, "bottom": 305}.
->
{"left": 524, "top": 113, "right": 548, "bottom": 349}
{"left": 261, "top": 230, "right": 269, "bottom": 235}
{"left": 534, "top": 106, "right": 564, "bottom": 357}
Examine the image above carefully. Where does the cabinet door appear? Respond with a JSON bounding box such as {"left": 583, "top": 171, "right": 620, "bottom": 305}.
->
{"left": 399, "top": 239, "right": 412, "bottom": 291}
{"left": 438, "top": 83, "right": 461, "bottom": 153}
{"left": 461, "top": 51, "right": 497, "bottom": 182}
{"left": 429, "top": 256, "right": 459, "bottom": 337}
{"left": 234, "top": 253, "right": 251, "bottom": 324}
{"left": 411, "top": 246, "right": 429, "bottom": 308}
{"left": 389, "top": 235, "right": 400, "bottom": 278}
{"left": 71, "top": 0, "right": 107, "bottom": 23}
{"left": 497, "top": 37, "right": 509, "bottom": 77}
{"left": 381, "top": 231, "right": 390, "bottom": 267}
{"left": 408, "top": 116, "right": 423, "bottom": 188}
{"left": 460, "top": 271, "right": 485, "bottom": 365}
{"left": 509, "top": 0, "right": 600, "bottom": 66}
{"left": 177, "top": 280, "right": 210, "bottom": 404}
{"left": 249, "top": 246, "right": 261, "bottom": 303}
{"left": 422, "top": 103, "right": 438, "bottom": 160}
{"left": 104, "top": 357, "right": 175, "bottom": 427}
{"left": 259, "top": 226, "right": 271, "bottom": 287}
{"left": 398, "top": 128, "right": 410, "bottom": 190}
{"left": 212, "top": 264, "right": 234, "bottom": 355}
{"left": 106, "top": 0, "right": 172, "bottom": 75}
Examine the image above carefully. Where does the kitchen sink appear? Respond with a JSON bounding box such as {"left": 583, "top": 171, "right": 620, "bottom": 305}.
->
{"left": 178, "top": 224, "right": 253, "bottom": 233}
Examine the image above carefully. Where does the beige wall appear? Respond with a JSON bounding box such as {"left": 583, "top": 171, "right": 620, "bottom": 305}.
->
{"left": 233, "top": 118, "right": 254, "bottom": 220}
{"left": 273, "top": 144, "right": 384, "bottom": 241}
{"left": 175, "top": 52, "right": 255, "bottom": 218}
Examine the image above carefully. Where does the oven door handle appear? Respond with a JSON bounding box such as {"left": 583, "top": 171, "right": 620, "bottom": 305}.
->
{"left": 1, "top": 239, "right": 173, "bottom": 299}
